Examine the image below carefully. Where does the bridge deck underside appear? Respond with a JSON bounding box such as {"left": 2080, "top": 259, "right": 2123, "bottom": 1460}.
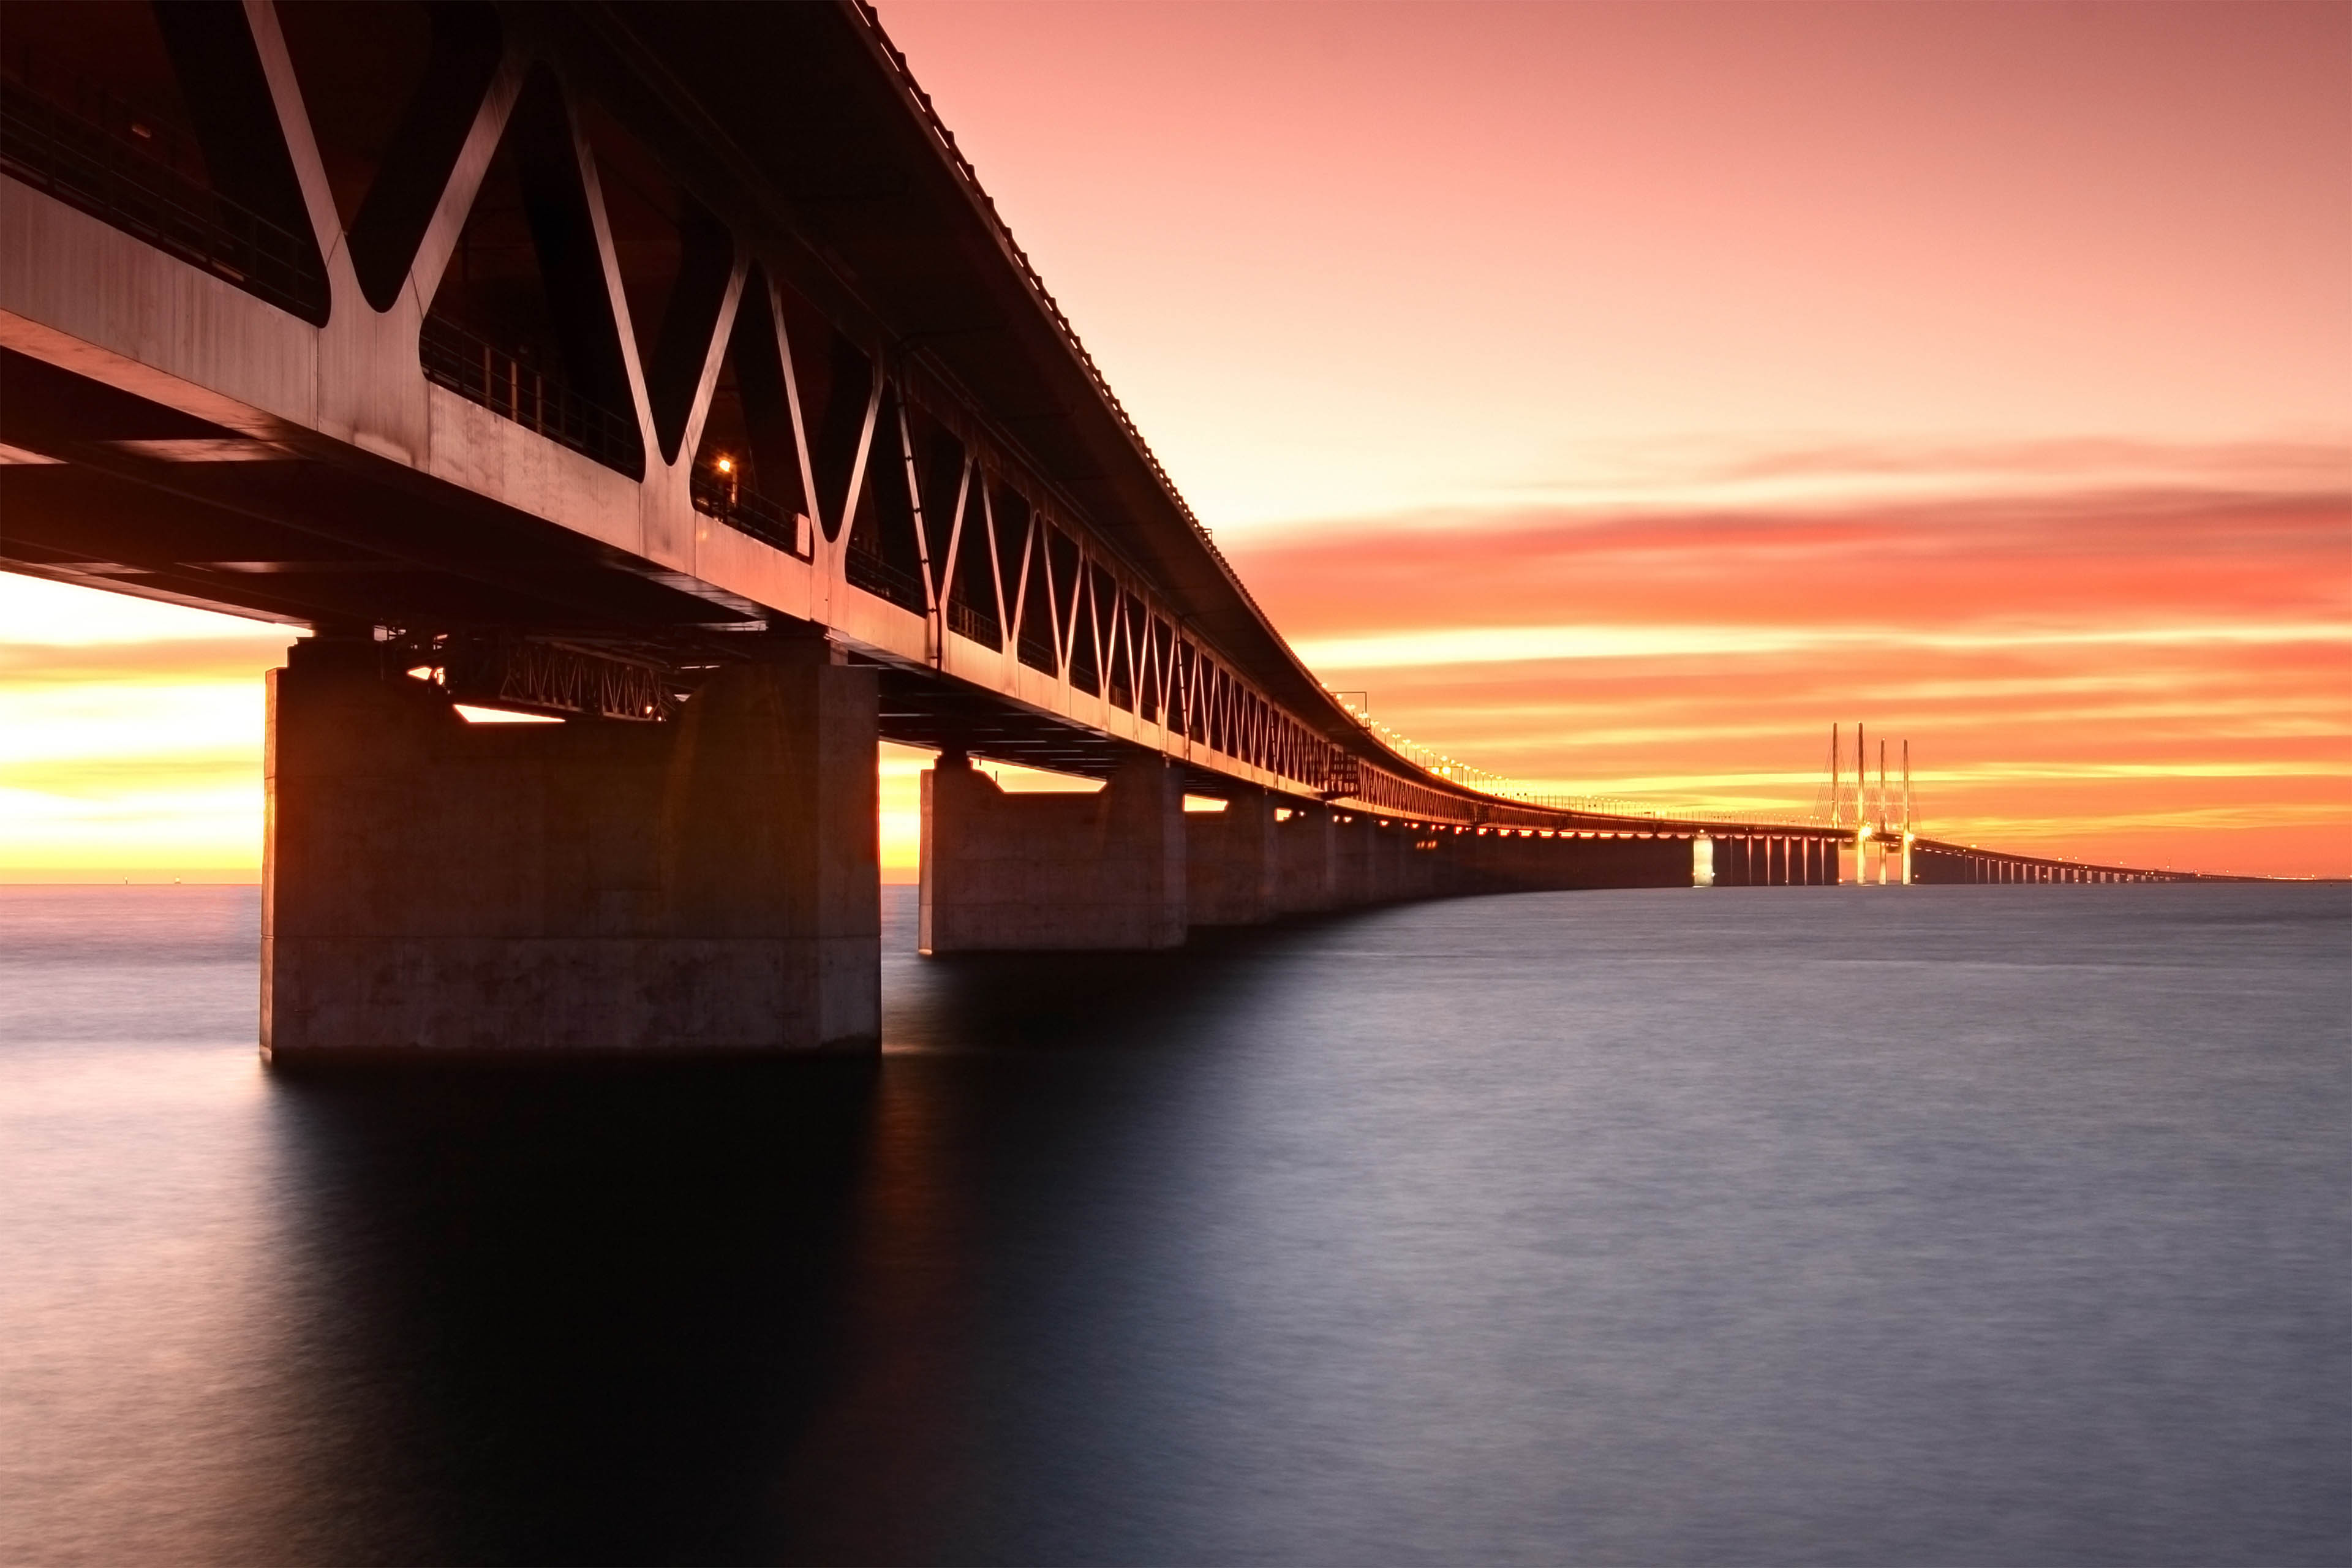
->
{"left": 0, "top": 347, "right": 753, "bottom": 642}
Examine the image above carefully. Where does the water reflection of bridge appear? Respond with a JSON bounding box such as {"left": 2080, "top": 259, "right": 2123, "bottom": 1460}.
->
{"left": 0, "top": 1, "right": 2236, "bottom": 1059}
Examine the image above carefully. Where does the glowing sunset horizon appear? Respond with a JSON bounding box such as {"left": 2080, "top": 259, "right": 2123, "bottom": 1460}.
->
{"left": 2, "top": 0, "right": 2346, "bottom": 880}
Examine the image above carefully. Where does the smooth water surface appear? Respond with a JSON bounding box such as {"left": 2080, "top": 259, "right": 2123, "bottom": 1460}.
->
{"left": 2, "top": 883, "right": 2346, "bottom": 1564}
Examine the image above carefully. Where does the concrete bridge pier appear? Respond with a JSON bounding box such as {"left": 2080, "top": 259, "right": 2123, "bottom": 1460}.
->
{"left": 263, "top": 635, "right": 881, "bottom": 1061}
{"left": 1273, "top": 804, "right": 1339, "bottom": 914}
{"left": 1713, "top": 835, "right": 1748, "bottom": 886}
{"left": 1331, "top": 813, "right": 1379, "bottom": 905}
{"left": 1392, "top": 823, "right": 1430, "bottom": 893}
{"left": 919, "top": 753, "right": 1188, "bottom": 952}
{"left": 1372, "top": 820, "right": 1418, "bottom": 900}
{"left": 1365, "top": 821, "right": 1401, "bottom": 902}
{"left": 1186, "top": 789, "right": 1279, "bottom": 927}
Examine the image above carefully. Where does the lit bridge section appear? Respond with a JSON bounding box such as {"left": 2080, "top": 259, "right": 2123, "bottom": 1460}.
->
{"left": 0, "top": 1, "right": 2238, "bottom": 1060}
{"left": 0, "top": 0, "right": 1514, "bottom": 824}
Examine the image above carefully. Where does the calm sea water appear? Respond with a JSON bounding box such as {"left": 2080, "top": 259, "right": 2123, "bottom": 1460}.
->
{"left": 2, "top": 882, "right": 2345, "bottom": 1565}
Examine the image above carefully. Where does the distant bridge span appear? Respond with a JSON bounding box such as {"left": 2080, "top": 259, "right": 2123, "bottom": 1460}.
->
{"left": 0, "top": 1, "right": 2233, "bottom": 1057}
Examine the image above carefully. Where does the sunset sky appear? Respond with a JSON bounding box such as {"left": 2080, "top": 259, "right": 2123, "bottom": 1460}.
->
{"left": 4, "top": 0, "right": 2346, "bottom": 880}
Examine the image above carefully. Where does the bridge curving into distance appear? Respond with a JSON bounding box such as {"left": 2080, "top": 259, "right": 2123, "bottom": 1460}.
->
{"left": 0, "top": 1, "right": 2233, "bottom": 1058}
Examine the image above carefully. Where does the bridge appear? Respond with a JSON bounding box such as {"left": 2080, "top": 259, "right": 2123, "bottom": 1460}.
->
{"left": 0, "top": 1, "right": 2225, "bottom": 1060}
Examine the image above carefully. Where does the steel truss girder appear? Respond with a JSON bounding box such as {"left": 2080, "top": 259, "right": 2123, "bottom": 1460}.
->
{"left": 4, "top": 0, "right": 2134, "bottom": 854}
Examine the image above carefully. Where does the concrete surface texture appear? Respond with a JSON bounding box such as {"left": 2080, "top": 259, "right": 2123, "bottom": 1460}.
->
{"left": 263, "top": 638, "right": 879, "bottom": 1057}
{"left": 920, "top": 753, "right": 1188, "bottom": 952}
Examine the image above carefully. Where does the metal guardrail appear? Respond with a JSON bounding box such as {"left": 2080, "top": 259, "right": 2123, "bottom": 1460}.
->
{"left": 0, "top": 76, "right": 328, "bottom": 325}
{"left": 845, "top": 538, "right": 929, "bottom": 614}
{"left": 1017, "top": 630, "right": 1058, "bottom": 673}
{"left": 689, "top": 470, "right": 811, "bottom": 559}
{"left": 420, "top": 314, "right": 643, "bottom": 477}
{"left": 945, "top": 597, "right": 1000, "bottom": 646}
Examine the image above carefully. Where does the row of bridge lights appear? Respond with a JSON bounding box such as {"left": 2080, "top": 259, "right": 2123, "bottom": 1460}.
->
{"left": 687, "top": 507, "right": 1866, "bottom": 831}
{"left": 1329, "top": 690, "right": 1512, "bottom": 793}
{"left": 1329, "top": 687, "right": 1724, "bottom": 816}
{"left": 1331, "top": 696, "right": 1938, "bottom": 849}
{"left": 687, "top": 503, "right": 1838, "bottom": 826}
{"left": 698, "top": 481, "right": 1926, "bottom": 849}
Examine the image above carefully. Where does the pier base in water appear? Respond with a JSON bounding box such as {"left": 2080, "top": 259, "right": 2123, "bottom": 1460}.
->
{"left": 262, "top": 637, "right": 879, "bottom": 1060}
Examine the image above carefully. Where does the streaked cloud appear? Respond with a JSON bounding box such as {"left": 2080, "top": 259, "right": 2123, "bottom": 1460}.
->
{"left": 1223, "top": 461, "right": 2351, "bottom": 876}
{"left": 1294, "top": 619, "right": 2351, "bottom": 673}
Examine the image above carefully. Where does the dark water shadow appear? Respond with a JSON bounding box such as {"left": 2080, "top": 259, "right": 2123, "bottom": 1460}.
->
{"left": 229, "top": 886, "right": 2350, "bottom": 1566}
{"left": 263, "top": 1058, "right": 883, "bottom": 1564}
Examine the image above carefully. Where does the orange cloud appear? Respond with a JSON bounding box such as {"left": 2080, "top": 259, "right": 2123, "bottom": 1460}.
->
{"left": 1224, "top": 466, "right": 2352, "bottom": 877}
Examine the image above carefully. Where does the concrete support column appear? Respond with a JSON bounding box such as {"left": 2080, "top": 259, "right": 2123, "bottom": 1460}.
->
{"left": 1332, "top": 813, "right": 1377, "bottom": 906}
{"left": 920, "top": 753, "right": 1186, "bottom": 951}
{"left": 262, "top": 635, "right": 880, "bottom": 1060}
{"left": 1400, "top": 827, "right": 1439, "bottom": 898}
{"left": 1186, "top": 789, "right": 1278, "bottom": 927}
{"left": 1368, "top": 822, "right": 1407, "bottom": 902}
{"left": 1273, "top": 804, "right": 1337, "bottom": 914}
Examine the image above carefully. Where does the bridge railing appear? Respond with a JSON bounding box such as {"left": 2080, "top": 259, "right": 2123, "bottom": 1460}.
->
{"left": 419, "top": 315, "right": 643, "bottom": 478}
{"left": 945, "top": 597, "right": 1001, "bottom": 647}
{"left": 688, "top": 470, "right": 812, "bottom": 559}
{"left": 0, "top": 63, "right": 328, "bottom": 325}
{"left": 843, "top": 532, "right": 930, "bottom": 616}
